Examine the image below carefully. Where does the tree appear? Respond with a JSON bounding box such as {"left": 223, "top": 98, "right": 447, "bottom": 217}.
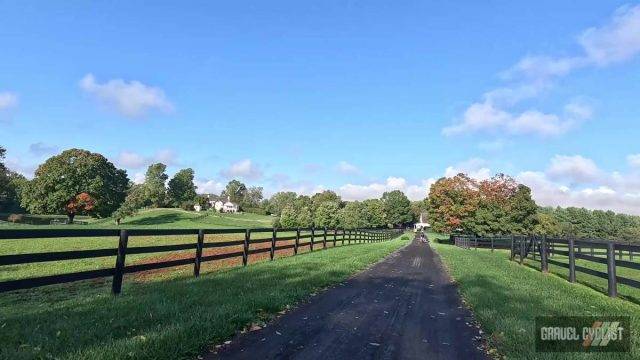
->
{"left": 278, "top": 205, "right": 298, "bottom": 228}
{"left": 382, "top": 190, "right": 412, "bottom": 227}
{"left": 144, "top": 163, "right": 168, "bottom": 208}
{"left": 508, "top": 185, "right": 538, "bottom": 234}
{"left": 313, "top": 201, "right": 340, "bottom": 228}
{"left": 339, "top": 201, "right": 368, "bottom": 229}
{"left": 267, "top": 191, "right": 297, "bottom": 216}
{"left": 21, "top": 149, "right": 129, "bottom": 221}
{"left": 167, "top": 168, "right": 197, "bottom": 207}
{"left": 296, "top": 206, "right": 313, "bottom": 228}
{"left": 427, "top": 174, "right": 479, "bottom": 233}
{"left": 242, "top": 186, "right": 263, "bottom": 208}
{"left": 222, "top": 179, "right": 247, "bottom": 205}
{"left": 112, "top": 184, "right": 147, "bottom": 224}
{"left": 311, "top": 190, "right": 342, "bottom": 211}
{"left": 0, "top": 147, "right": 26, "bottom": 212}
{"left": 363, "top": 199, "right": 386, "bottom": 228}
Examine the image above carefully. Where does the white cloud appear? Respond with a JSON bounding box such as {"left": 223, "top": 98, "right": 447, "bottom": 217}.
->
{"left": 627, "top": 154, "right": 640, "bottom": 168}
{"left": 444, "top": 158, "right": 492, "bottom": 181}
{"left": 4, "top": 157, "right": 36, "bottom": 178}
{"left": 194, "top": 179, "right": 225, "bottom": 194}
{"left": 445, "top": 5, "right": 640, "bottom": 137}
{"left": 336, "top": 161, "right": 360, "bottom": 175}
{"left": 0, "top": 92, "right": 18, "bottom": 111}
{"left": 132, "top": 172, "right": 146, "bottom": 184}
{"left": 579, "top": 5, "right": 640, "bottom": 66}
{"left": 79, "top": 74, "right": 173, "bottom": 118}
{"left": 546, "top": 155, "right": 601, "bottom": 184}
{"left": 338, "top": 177, "right": 431, "bottom": 201}
{"left": 220, "top": 159, "right": 263, "bottom": 180}
{"left": 28, "top": 142, "right": 58, "bottom": 156}
{"left": 114, "top": 149, "right": 178, "bottom": 169}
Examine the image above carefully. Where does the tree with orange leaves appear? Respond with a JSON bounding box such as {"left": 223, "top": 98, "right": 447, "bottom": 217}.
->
{"left": 65, "top": 192, "right": 95, "bottom": 223}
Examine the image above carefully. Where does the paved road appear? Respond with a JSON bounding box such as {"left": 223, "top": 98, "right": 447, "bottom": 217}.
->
{"left": 208, "top": 238, "right": 488, "bottom": 360}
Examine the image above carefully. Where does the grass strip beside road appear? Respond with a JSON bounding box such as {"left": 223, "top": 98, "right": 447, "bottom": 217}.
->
{"left": 0, "top": 234, "right": 410, "bottom": 360}
{"left": 431, "top": 241, "right": 640, "bottom": 359}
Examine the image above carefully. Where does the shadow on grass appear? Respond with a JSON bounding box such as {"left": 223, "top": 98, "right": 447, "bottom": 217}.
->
{"left": 125, "top": 213, "right": 188, "bottom": 226}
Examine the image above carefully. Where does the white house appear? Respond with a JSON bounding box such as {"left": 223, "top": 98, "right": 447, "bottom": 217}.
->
{"left": 413, "top": 212, "right": 430, "bottom": 232}
{"left": 212, "top": 196, "right": 239, "bottom": 213}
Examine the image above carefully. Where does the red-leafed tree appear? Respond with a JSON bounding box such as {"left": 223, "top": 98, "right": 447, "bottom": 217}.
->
{"left": 65, "top": 192, "right": 95, "bottom": 223}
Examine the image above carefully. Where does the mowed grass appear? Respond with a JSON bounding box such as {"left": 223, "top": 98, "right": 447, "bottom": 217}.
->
{"left": 0, "top": 234, "right": 409, "bottom": 360}
{"left": 431, "top": 242, "right": 640, "bottom": 359}
{"left": 1, "top": 208, "right": 275, "bottom": 229}
{"left": 0, "top": 209, "right": 278, "bottom": 281}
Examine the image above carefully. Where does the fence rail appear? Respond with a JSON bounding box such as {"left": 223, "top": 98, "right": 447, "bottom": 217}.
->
{"left": 0, "top": 227, "right": 401, "bottom": 295}
{"left": 451, "top": 234, "right": 640, "bottom": 298}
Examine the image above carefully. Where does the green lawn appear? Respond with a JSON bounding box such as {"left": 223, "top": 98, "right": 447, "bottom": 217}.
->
{"left": 0, "top": 234, "right": 409, "bottom": 360}
{"left": 431, "top": 242, "right": 640, "bottom": 359}
{"left": 0, "top": 208, "right": 275, "bottom": 229}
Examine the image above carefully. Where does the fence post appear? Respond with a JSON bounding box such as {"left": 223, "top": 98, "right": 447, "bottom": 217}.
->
{"left": 342, "top": 228, "right": 345, "bottom": 245}
{"left": 568, "top": 238, "right": 576, "bottom": 283}
{"left": 532, "top": 237, "right": 537, "bottom": 261}
{"left": 510, "top": 235, "right": 515, "bottom": 261}
{"left": 242, "top": 229, "right": 250, "bottom": 266}
{"left": 519, "top": 237, "right": 524, "bottom": 265}
{"left": 333, "top": 228, "right": 337, "bottom": 247}
{"left": 348, "top": 229, "right": 351, "bottom": 245}
{"left": 606, "top": 242, "right": 617, "bottom": 298}
{"left": 491, "top": 237, "right": 494, "bottom": 252}
{"left": 194, "top": 229, "right": 204, "bottom": 277}
{"left": 541, "top": 236, "right": 548, "bottom": 273}
{"left": 310, "top": 227, "right": 315, "bottom": 251}
{"left": 323, "top": 227, "right": 327, "bottom": 249}
{"left": 112, "top": 229, "right": 129, "bottom": 295}
{"left": 294, "top": 228, "right": 300, "bottom": 255}
{"left": 270, "top": 228, "right": 276, "bottom": 260}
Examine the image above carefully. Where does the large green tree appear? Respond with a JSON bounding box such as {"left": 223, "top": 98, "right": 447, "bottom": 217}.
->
{"left": 311, "top": 190, "right": 342, "bottom": 211}
{"left": 0, "top": 146, "right": 26, "bottom": 212}
{"left": 363, "top": 199, "right": 386, "bottom": 228}
{"left": 267, "top": 191, "right": 297, "bottom": 216}
{"left": 339, "top": 201, "right": 368, "bottom": 229}
{"left": 167, "top": 168, "right": 197, "bottom": 207}
{"left": 222, "top": 179, "right": 247, "bottom": 205}
{"left": 143, "top": 163, "right": 168, "bottom": 208}
{"left": 242, "top": 186, "right": 263, "bottom": 209}
{"left": 112, "top": 183, "right": 147, "bottom": 224}
{"left": 382, "top": 190, "right": 412, "bottom": 226}
{"left": 21, "top": 149, "right": 129, "bottom": 221}
{"left": 313, "top": 201, "right": 340, "bottom": 228}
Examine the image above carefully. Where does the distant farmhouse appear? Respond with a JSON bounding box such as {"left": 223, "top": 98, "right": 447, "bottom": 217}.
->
{"left": 413, "top": 212, "right": 430, "bottom": 232}
{"left": 210, "top": 196, "right": 239, "bottom": 213}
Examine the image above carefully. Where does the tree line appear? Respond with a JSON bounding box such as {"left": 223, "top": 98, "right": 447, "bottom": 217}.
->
{"left": 0, "top": 147, "right": 416, "bottom": 228}
{"left": 426, "top": 172, "right": 640, "bottom": 242}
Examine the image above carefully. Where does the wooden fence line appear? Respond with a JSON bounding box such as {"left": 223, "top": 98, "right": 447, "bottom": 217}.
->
{"left": 451, "top": 234, "right": 640, "bottom": 298}
{"left": 0, "top": 227, "right": 401, "bottom": 295}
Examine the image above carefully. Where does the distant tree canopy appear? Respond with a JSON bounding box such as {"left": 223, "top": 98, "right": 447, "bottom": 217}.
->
{"left": 143, "top": 163, "right": 169, "bottom": 208}
{"left": 21, "top": 149, "right": 129, "bottom": 221}
{"left": 167, "top": 168, "right": 197, "bottom": 208}
{"left": 428, "top": 173, "right": 538, "bottom": 235}
{"left": 535, "top": 206, "right": 640, "bottom": 241}
{"left": 222, "top": 179, "right": 247, "bottom": 205}
{"left": 0, "top": 146, "right": 26, "bottom": 213}
{"left": 381, "top": 190, "right": 412, "bottom": 226}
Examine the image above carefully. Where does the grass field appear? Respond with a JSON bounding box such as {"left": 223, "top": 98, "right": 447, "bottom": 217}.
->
{"left": 0, "top": 208, "right": 275, "bottom": 229}
{"left": 431, "top": 241, "right": 640, "bottom": 359}
{"left": 0, "top": 234, "right": 410, "bottom": 360}
{"left": 0, "top": 209, "right": 279, "bottom": 283}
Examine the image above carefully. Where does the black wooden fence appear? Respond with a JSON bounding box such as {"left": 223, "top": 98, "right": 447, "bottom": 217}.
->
{"left": 0, "top": 227, "right": 401, "bottom": 295}
{"left": 451, "top": 234, "right": 640, "bottom": 298}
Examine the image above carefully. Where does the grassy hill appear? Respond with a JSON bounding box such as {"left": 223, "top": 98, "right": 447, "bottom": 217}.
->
{"left": 1, "top": 208, "right": 275, "bottom": 229}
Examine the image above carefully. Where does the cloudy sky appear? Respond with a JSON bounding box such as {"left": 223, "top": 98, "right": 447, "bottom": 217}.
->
{"left": 2, "top": 2, "right": 640, "bottom": 213}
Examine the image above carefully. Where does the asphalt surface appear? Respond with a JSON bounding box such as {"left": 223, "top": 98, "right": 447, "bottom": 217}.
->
{"left": 208, "top": 238, "right": 488, "bottom": 360}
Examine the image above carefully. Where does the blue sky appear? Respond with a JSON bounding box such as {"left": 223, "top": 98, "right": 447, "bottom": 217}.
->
{"left": 2, "top": 1, "right": 640, "bottom": 213}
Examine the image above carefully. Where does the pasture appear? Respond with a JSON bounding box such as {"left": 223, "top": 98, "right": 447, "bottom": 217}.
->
{"left": 431, "top": 241, "right": 640, "bottom": 359}
{"left": 0, "top": 232, "right": 409, "bottom": 359}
